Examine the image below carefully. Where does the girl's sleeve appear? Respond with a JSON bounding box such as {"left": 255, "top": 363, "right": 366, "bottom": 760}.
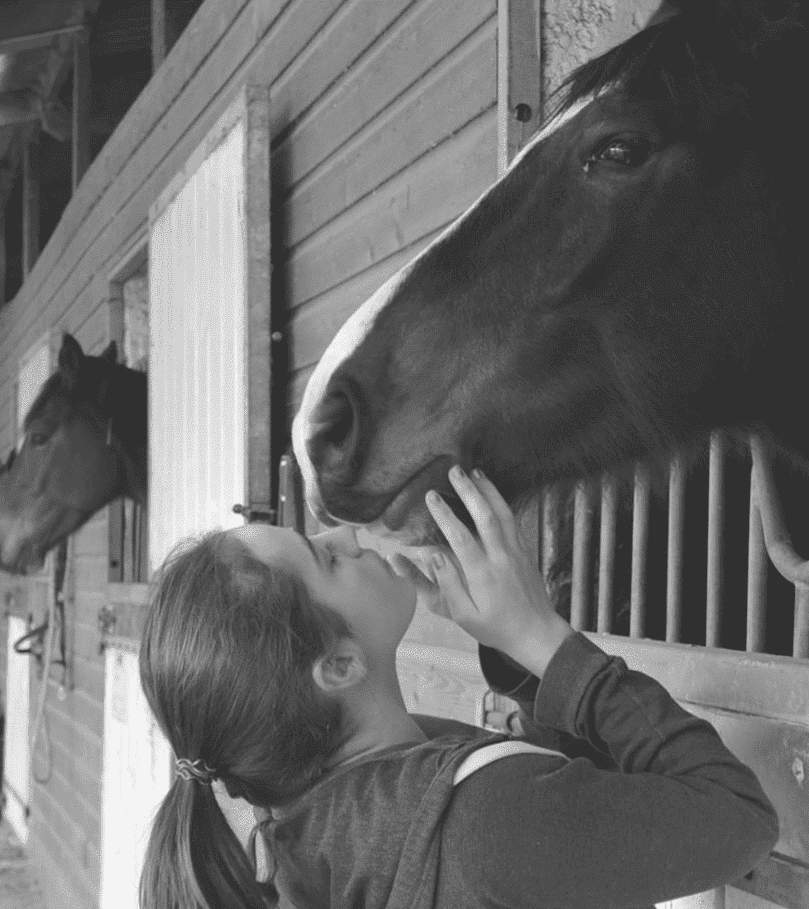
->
{"left": 441, "top": 633, "right": 779, "bottom": 909}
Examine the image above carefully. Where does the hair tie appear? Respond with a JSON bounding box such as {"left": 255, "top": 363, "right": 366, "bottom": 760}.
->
{"left": 175, "top": 757, "right": 217, "bottom": 785}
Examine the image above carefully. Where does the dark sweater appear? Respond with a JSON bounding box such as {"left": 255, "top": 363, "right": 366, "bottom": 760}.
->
{"left": 260, "top": 633, "right": 778, "bottom": 908}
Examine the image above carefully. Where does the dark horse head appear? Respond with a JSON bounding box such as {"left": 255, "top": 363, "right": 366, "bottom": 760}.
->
{"left": 0, "top": 334, "right": 147, "bottom": 574}
{"left": 293, "top": 0, "right": 807, "bottom": 545}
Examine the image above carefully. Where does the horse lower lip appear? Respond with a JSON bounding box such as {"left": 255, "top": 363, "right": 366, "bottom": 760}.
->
{"left": 381, "top": 456, "right": 454, "bottom": 531}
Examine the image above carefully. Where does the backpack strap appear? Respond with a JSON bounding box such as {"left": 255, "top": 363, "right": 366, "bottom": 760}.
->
{"left": 453, "top": 739, "right": 568, "bottom": 786}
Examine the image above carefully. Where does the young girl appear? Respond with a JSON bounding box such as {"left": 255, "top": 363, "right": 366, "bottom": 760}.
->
{"left": 139, "top": 466, "right": 777, "bottom": 909}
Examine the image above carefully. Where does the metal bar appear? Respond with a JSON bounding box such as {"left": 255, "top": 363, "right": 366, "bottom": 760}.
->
{"left": 746, "top": 469, "right": 767, "bottom": 652}
{"left": 706, "top": 431, "right": 726, "bottom": 648}
{"left": 597, "top": 475, "right": 617, "bottom": 633}
{"left": 630, "top": 465, "right": 650, "bottom": 638}
{"left": 666, "top": 455, "right": 686, "bottom": 642}
{"left": 0, "top": 23, "right": 88, "bottom": 56}
{"left": 571, "top": 481, "right": 596, "bottom": 631}
{"left": 541, "top": 485, "right": 561, "bottom": 580}
{"left": 795, "top": 584, "right": 809, "bottom": 660}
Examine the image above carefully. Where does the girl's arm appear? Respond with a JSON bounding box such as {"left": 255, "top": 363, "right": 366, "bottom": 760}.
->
{"left": 441, "top": 628, "right": 778, "bottom": 908}
{"left": 414, "top": 467, "right": 778, "bottom": 908}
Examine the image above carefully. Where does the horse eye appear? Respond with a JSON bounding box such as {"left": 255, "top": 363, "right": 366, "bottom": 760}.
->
{"left": 591, "top": 137, "right": 650, "bottom": 167}
{"left": 29, "top": 432, "right": 50, "bottom": 447}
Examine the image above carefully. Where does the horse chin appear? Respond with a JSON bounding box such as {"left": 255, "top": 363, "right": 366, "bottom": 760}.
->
{"left": 377, "top": 455, "right": 455, "bottom": 533}
{"left": 364, "top": 509, "right": 444, "bottom": 548}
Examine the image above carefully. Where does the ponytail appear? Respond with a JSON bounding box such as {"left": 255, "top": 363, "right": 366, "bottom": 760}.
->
{"left": 139, "top": 775, "right": 276, "bottom": 909}
{"left": 139, "top": 529, "right": 353, "bottom": 908}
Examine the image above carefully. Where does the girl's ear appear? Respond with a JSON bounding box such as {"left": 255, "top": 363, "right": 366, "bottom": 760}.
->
{"left": 312, "top": 640, "right": 367, "bottom": 694}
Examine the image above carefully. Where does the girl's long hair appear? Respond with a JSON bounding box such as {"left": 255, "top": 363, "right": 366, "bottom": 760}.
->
{"left": 138, "top": 529, "right": 352, "bottom": 909}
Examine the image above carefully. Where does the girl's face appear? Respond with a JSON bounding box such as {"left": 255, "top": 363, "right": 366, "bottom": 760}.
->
{"left": 231, "top": 525, "right": 418, "bottom": 655}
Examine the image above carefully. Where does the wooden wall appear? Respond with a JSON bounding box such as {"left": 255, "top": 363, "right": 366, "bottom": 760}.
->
{"left": 0, "top": 1, "right": 499, "bottom": 905}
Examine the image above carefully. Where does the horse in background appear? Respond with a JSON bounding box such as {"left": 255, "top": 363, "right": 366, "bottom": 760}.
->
{"left": 0, "top": 334, "right": 147, "bottom": 575}
{"left": 292, "top": 1, "right": 808, "bottom": 647}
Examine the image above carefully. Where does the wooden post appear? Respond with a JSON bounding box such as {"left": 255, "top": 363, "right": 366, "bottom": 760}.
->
{"left": 22, "top": 125, "right": 41, "bottom": 277}
{"left": 497, "top": 0, "right": 543, "bottom": 176}
{"left": 0, "top": 205, "right": 5, "bottom": 307}
{"left": 151, "top": 0, "right": 178, "bottom": 72}
{"left": 72, "top": 29, "right": 91, "bottom": 191}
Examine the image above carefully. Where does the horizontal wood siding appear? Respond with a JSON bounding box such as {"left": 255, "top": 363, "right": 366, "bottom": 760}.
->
{"left": 283, "top": 0, "right": 498, "bottom": 415}
{"left": 0, "top": 2, "right": 497, "bottom": 904}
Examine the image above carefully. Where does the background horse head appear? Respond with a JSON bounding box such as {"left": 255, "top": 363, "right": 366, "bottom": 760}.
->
{"left": 293, "top": 0, "right": 807, "bottom": 546}
{"left": 0, "top": 334, "right": 147, "bottom": 574}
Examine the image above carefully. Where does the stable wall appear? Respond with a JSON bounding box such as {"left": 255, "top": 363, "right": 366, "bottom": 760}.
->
{"left": 0, "top": 0, "right": 500, "bottom": 905}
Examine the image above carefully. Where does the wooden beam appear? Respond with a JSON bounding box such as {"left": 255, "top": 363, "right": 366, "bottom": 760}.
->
{"left": 497, "top": 0, "right": 543, "bottom": 175}
{"left": 0, "top": 207, "right": 6, "bottom": 307}
{"left": 151, "top": 0, "right": 178, "bottom": 72}
{"left": 0, "top": 23, "right": 87, "bottom": 56}
{"left": 72, "top": 29, "right": 91, "bottom": 190}
{"left": 22, "top": 125, "right": 40, "bottom": 277}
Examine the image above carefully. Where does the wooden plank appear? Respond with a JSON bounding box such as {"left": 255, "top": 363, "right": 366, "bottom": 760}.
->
{"left": 72, "top": 30, "right": 91, "bottom": 191}
{"left": 0, "top": 0, "right": 263, "bottom": 343}
{"left": 290, "top": 228, "right": 443, "bottom": 372}
{"left": 0, "top": 205, "right": 5, "bottom": 308}
{"left": 733, "top": 853, "right": 809, "bottom": 909}
{"left": 242, "top": 86, "right": 273, "bottom": 518}
{"left": 584, "top": 634, "right": 809, "bottom": 721}
{"left": 266, "top": 0, "right": 413, "bottom": 144}
{"left": 396, "top": 641, "right": 488, "bottom": 726}
{"left": 284, "top": 15, "right": 495, "bottom": 249}
{"left": 0, "top": 0, "right": 333, "bottom": 361}
{"left": 2, "top": 0, "right": 489, "bottom": 363}
{"left": 22, "top": 125, "right": 41, "bottom": 277}
{"left": 286, "top": 108, "right": 497, "bottom": 311}
{"left": 587, "top": 632, "right": 809, "bottom": 908}
{"left": 151, "top": 0, "right": 168, "bottom": 71}
{"left": 497, "top": 0, "right": 542, "bottom": 175}
{"left": 277, "top": 0, "right": 495, "bottom": 188}
{"left": 682, "top": 702, "right": 809, "bottom": 865}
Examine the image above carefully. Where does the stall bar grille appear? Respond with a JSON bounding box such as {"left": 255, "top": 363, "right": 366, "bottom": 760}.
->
{"left": 557, "top": 432, "right": 808, "bottom": 659}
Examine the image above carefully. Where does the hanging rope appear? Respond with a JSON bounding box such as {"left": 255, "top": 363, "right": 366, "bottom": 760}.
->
{"left": 30, "top": 537, "right": 72, "bottom": 784}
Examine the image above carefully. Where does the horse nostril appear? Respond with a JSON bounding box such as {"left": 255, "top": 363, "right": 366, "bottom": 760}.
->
{"left": 307, "top": 382, "right": 363, "bottom": 481}
{"left": 323, "top": 391, "right": 354, "bottom": 450}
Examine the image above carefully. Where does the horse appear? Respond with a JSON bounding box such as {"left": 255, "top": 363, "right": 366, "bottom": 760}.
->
{"left": 0, "top": 334, "right": 147, "bottom": 575}
{"left": 290, "top": 0, "right": 808, "bottom": 648}
{"left": 292, "top": 0, "right": 806, "bottom": 537}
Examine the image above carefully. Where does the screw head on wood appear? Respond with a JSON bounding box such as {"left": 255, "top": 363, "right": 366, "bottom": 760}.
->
{"left": 514, "top": 103, "right": 533, "bottom": 123}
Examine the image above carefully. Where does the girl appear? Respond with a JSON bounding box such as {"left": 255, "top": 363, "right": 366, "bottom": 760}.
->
{"left": 139, "top": 466, "right": 777, "bottom": 909}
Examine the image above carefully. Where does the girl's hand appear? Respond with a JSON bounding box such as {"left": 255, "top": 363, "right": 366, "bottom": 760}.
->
{"left": 422, "top": 466, "right": 573, "bottom": 676}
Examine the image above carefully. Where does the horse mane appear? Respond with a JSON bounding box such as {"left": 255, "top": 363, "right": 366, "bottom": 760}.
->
{"left": 550, "top": 1, "right": 806, "bottom": 131}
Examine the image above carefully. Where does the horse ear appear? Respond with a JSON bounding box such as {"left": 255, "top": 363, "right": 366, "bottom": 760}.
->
{"left": 58, "top": 334, "right": 84, "bottom": 389}
{"left": 100, "top": 341, "right": 118, "bottom": 363}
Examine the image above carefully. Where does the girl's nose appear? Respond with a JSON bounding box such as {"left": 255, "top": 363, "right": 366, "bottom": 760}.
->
{"left": 311, "top": 526, "right": 361, "bottom": 557}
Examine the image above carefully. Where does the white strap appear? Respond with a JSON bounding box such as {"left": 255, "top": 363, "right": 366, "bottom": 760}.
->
{"left": 453, "top": 740, "right": 568, "bottom": 786}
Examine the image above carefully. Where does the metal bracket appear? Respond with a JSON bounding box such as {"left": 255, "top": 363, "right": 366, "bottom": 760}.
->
{"left": 97, "top": 605, "right": 117, "bottom": 654}
{"left": 232, "top": 503, "right": 277, "bottom": 524}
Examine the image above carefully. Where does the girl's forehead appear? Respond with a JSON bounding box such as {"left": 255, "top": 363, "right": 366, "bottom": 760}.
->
{"left": 230, "top": 524, "right": 312, "bottom": 571}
